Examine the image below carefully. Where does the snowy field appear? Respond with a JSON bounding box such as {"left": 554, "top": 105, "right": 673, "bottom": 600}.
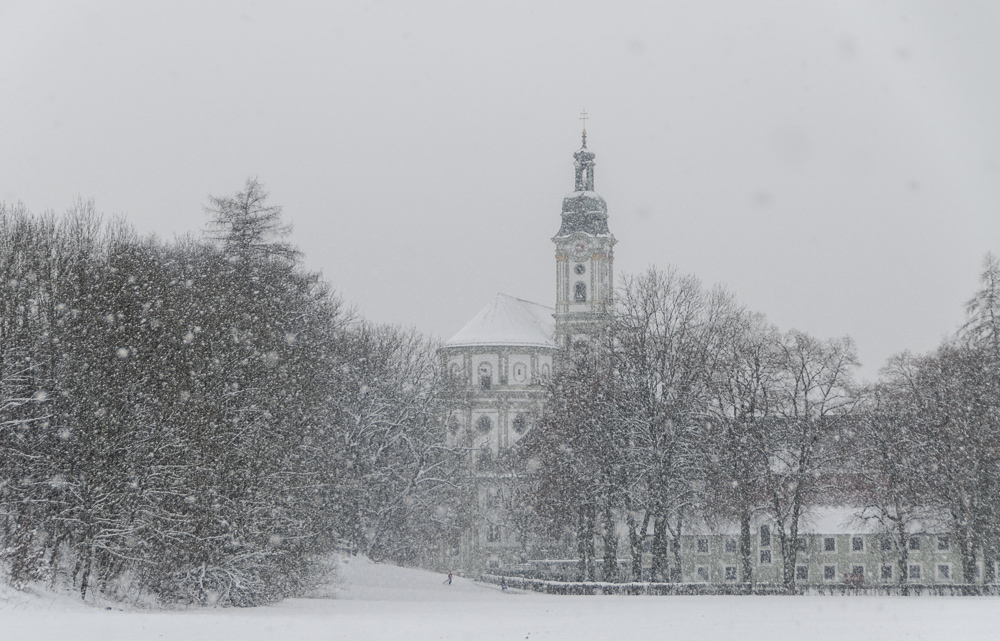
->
{"left": 3, "top": 557, "right": 998, "bottom": 641}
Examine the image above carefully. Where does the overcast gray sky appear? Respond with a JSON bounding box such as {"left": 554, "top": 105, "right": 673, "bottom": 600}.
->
{"left": 2, "top": 0, "right": 998, "bottom": 381}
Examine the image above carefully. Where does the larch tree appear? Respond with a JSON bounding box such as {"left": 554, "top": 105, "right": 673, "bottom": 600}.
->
{"left": 205, "top": 177, "right": 300, "bottom": 265}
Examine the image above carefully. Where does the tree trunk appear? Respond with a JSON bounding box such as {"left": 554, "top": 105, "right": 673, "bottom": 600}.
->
{"left": 626, "top": 509, "right": 649, "bottom": 581}
{"left": 585, "top": 504, "right": 596, "bottom": 581}
{"left": 577, "top": 504, "right": 596, "bottom": 582}
{"left": 79, "top": 544, "right": 93, "bottom": 601}
{"left": 739, "top": 510, "right": 753, "bottom": 584}
{"left": 601, "top": 501, "right": 618, "bottom": 582}
{"left": 650, "top": 517, "right": 668, "bottom": 582}
{"left": 781, "top": 498, "right": 802, "bottom": 593}
{"left": 957, "top": 519, "right": 978, "bottom": 587}
{"left": 984, "top": 537, "right": 996, "bottom": 585}
{"left": 669, "top": 518, "right": 683, "bottom": 583}
{"left": 895, "top": 521, "right": 909, "bottom": 595}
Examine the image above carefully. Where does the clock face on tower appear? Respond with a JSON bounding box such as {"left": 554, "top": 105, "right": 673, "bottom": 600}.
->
{"left": 572, "top": 242, "right": 588, "bottom": 260}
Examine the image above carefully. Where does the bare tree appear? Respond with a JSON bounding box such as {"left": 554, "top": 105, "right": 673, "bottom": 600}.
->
{"left": 853, "top": 368, "right": 935, "bottom": 589}
{"left": 764, "top": 331, "right": 859, "bottom": 592}
{"left": 609, "top": 268, "right": 740, "bottom": 581}
{"left": 705, "top": 311, "right": 782, "bottom": 584}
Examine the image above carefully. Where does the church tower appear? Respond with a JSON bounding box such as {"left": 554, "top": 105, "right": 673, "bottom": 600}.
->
{"left": 553, "top": 122, "right": 616, "bottom": 347}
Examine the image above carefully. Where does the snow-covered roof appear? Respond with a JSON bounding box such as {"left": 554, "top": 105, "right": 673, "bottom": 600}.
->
{"left": 683, "top": 506, "right": 948, "bottom": 537}
{"left": 798, "top": 507, "right": 872, "bottom": 534}
{"left": 445, "top": 294, "right": 556, "bottom": 349}
{"left": 800, "top": 506, "right": 947, "bottom": 535}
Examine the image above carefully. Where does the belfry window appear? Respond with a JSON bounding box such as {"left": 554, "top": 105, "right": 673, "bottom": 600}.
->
{"left": 478, "top": 363, "right": 492, "bottom": 389}
{"left": 574, "top": 282, "right": 587, "bottom": 302}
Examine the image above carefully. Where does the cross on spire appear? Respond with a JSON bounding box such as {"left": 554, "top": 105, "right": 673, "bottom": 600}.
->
{"left": 580, "top": 109, "right": 588, "bottom": 147}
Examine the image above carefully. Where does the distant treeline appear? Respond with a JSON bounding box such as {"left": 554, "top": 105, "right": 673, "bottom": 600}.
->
{"left": 0, "top": 180, "right": 463, "bottom": 605}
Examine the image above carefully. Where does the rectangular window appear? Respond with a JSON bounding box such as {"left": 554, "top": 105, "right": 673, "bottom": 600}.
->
{"left": 697, "top": 538, "right": 709, "bottom": 554}
{"left": 796, "top": 565, "right": 808, "bottom": 581}
{"left": 881, "top": 565, "right": 893, "bottom": 581}
{"left": 480, "top": 375, "right": 491, "bottom": 390}
{"left": 909, "top": 536, "right": 920, "bottom": 551}
{"left": 824, "top": 565, "right": 836, "bottom": 581}
{"left": 669, "top": 567, "right": 682, "bottom": 582}
{"left": 938, "top": 564, "right": 950, "bottom": 581}
{"left": 696, "top": 566, "right": 710, "bottom": 582}
{"left": 824, "top": 537, "right": 836, "bottom": 552}
{"left": 724, "top": 566, "right": 738, "bottom": 581}
{"left": 760, "top": 550, "right": 772, "bottom": 564}
{"left": 881, "top": 537, "right": 893, "bottom": 551}
{"left": 937, "top": 536, "right": 949, "bottom": 551}
{"left": 852, "top": 565, "right": 865, "bottom": 578}
{"left": 796, "top": 536, "right": 807, "bottom": 552}
{"left": 760, "top": 525, "right": 771, "bottom": 547}
{"left": 909, "top": 564, "right": 922, "bottom": 581}
{"left": 486, "top": 524, "right": 501, "bottom": 542}
{"left": 852, "top": 536, "right": 864, "bottom": 552}
{"left": 725, "top": 538, "right": 738, "bottom": 554}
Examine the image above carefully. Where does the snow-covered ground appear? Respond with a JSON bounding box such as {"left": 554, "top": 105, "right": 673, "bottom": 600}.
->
{"left": 3, "top": 557, "right": 998, "bottom": 640}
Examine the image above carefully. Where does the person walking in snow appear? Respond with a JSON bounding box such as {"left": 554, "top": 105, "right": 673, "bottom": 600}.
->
{"left": 447, "top": 571, "right": 453, "bottom": 585}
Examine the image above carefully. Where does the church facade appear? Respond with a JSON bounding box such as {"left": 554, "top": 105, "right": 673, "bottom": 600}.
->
{"left": 439, "top": 129, "right": 616, "bottom": 570}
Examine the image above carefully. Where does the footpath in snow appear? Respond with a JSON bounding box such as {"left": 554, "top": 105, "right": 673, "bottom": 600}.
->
{"left": 3, "top": 556, "right": 999, "bottom": 641}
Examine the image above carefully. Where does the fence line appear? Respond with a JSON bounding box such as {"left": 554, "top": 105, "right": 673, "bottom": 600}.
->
{"left": 480, "top": 574, "right": 1000, "bottom": 596}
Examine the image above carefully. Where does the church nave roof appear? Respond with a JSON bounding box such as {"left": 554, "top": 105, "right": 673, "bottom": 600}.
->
{"left": 445, "top": 293, "right": 556, "bottom": 348}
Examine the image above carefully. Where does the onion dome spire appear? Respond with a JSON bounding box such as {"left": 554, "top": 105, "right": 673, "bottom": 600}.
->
{"left": 573, "top": 110, "right": 596, "bottom": 192}
{"left": 557, "top": 111, "right": 608, "bottom": 237}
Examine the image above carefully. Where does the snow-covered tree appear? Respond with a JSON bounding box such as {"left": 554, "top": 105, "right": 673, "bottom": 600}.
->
{"left": 325, "top": 323, "right": 463, "bottom": 566}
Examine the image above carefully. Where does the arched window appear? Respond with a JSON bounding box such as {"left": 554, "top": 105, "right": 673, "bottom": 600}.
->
{"left": 447, "top": 415, "right": 461, "bottom": 434}
{"left": 574, "top": 282, "right": 587, "bottom": 302}
{"left": 476, "top": 415, "right": 492, "bottom": 433}
{"left": 512, "top": 362, "right": 527, "bottom": 383}
{"left": 541, "top": 363, "right": 550, "bottom": 379}
{"left": 478, "top": 363, "right": 492, "bottom": 389}
{"left": 450, "top": 363, "right": 461, "bottom": 379}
